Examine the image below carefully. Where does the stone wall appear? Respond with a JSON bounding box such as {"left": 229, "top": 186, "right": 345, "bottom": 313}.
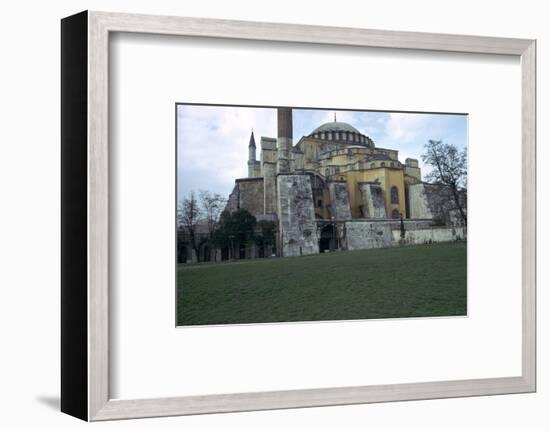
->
{"left": 277, "top": 174, "right": 319, "bottom": 256}
{"left": 391, "top": 226, "right": 466, "bottom": 244}
{"left": 408, "top": 182, "right": 466, "bottom": 225}
{"left": 328, "top": 181, "right": 352, "bottom": 220}
{"left": 225, "top": 177, "right": 265, "bottom": 217}
{"left": 407, "top": 183, "right": 433, "bottom": 219}
{"left": 263, "top": 162, "right": 277, "bottom": 215}
{"left": 345, "top": 220, "right": 393, "bottom": 250}
{"left": 344, "top": 219, "right": 465, "bottom": 251}
{"left": 359, "top": 182, "right": 387, "bottom": 218}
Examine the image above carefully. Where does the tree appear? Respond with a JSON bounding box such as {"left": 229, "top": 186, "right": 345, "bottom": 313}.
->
{"left": 421, "top": 139, "right": 467, "bottom": 225}
{"left": 199, "top": 190, "right": 226, "bottom": 236}
{"left": 211, "top": 210, "right": 232, "bottom": 258}
{"left": 211, "top": 209, "right": 257, "bottom": 259}
{"left": 178, "top": 192, "right": 203, "bottom": 261}
{"left": 199, "top": 190, "right": 226, "bottom": 260}
{"left": 255, "top": 220, "right": 277, "bottom": 257}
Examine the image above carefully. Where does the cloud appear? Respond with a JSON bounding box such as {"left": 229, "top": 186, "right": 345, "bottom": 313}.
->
{"left": 177, "top": 106, "right": 467, "bottom": 201}
{"left": 381, "top": 112, "right": 426, "bottom": 145}
{"left": 177, "top": 105, "right": 276, "bottom": 201}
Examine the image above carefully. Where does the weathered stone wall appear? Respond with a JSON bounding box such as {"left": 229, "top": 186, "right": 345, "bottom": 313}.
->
{"left": 408, "top": 183, "right": 433, "bottom": 219}
{"left": 262, "top": 162, "right": 277, "bottom": 216}
{"left": 344, "top": 220, "right": 465, "bottom": 251}
{"left": 391, "top": 226, "right": 466, "bottom": 244}
{"left": 225, "top": 178, "right": 265, "bottom": 217}
{"left": 328, "top": 181, "right": 352, "bottom": 220}
{"left": 345, "top": 221, "right": 393, "bottom": 250}
{"left": 408, "top": 183, "right": 466, "bottom": 225}
{"left": 359, "top": 182, "right": 387, "bottom": 219}
{"left": 277, "top": 175, "right": 319, "bottom": 256}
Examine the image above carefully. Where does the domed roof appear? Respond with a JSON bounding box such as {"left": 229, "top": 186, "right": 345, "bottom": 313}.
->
{"left": 311, "top": 121, "right": 361, "bottom": 135}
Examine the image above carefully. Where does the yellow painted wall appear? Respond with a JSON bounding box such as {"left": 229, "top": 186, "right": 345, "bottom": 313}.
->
{"left": 274, "top": 138, "right": 412, "bottom": 220}
{"left": 343, "top": 168, "right": 406, "bottom": 218}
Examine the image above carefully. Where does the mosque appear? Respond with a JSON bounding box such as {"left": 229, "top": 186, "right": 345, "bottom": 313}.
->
{"left": 222, "top": 108, "right": 465, "bottom": 258}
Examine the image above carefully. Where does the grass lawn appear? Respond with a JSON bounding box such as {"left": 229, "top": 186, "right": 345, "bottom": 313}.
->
{"left": 177, "top": 241, "right": 467, "bottom": 326}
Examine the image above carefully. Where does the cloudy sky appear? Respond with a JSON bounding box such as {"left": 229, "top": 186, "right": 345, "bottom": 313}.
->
{"left": 177, "top": 104, "right": 467, "bottom": 203}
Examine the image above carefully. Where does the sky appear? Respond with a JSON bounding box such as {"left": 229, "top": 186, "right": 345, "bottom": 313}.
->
{"left": 177, "top": 105, "right": 467, "bottom": 203}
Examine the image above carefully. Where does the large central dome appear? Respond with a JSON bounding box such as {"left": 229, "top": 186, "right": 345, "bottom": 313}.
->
{"left": 308, "top": 120, "right": 374, "bottom": 148}
{"left": 311, "top": 121, "right": 361, "bottom": 135}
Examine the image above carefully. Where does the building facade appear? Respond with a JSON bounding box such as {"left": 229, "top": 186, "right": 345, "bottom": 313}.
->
{"left": 223, "top": 108, "right": 465, "bottom": 258}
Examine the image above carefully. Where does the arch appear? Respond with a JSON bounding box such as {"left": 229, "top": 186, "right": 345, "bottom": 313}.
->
{"left": 391, "top": 209, "right": 400, "bottom": 219}
{"left": 391, "top": 186, "right": 399, "bottom": 204}
{"left": 319, "top": 224, "right": 337, "bottom": 252}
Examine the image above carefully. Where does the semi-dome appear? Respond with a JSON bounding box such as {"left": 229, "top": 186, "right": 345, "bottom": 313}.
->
{"left": 308, "top": 119, "right": 374, "bottom": 148}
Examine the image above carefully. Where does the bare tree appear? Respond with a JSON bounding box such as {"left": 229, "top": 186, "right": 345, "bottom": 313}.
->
{"left": 199, "top": 190, "right": 227, "bottom": 235}
{"left": 421, "top": 139, "right": 467, "bottom": 225}
{"left": 178, "top": 192, "right": 202, "bottom": 261}
{"left": 199, "top": 190, "right": 226, "bottom": 260}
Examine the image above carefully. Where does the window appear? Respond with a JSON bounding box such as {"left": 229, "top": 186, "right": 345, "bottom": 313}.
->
{"left": 381, "top": 162, "right": 386, "bottom": 167}
{"left": 325, "top": 168, "right": 330, "bottom": 177}
{"left": 391, "top": 186, "right": 399, "bottom": 204}
{"left": 317, "top": 199, "right": 323, "bottom": 208}
{"left": 370, "top": 163, "right": 375, "bottom": 168}
{"left": 391, "top": 209, "right": 400, "bottom": 219}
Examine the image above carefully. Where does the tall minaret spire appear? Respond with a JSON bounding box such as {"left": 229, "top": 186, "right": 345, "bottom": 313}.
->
{"left": 248, "top": 129, "right": 257, "bottom": 178}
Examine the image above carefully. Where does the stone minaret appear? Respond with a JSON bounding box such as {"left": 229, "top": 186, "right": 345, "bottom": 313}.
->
{"left": 247, "top": 130, "right": 256, "bottom": 178}
{"left": 277, "top": 108, "right": 292, "bottom": 174}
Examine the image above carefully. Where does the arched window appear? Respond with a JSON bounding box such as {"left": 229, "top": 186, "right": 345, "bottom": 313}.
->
{"left": 325, "top": 168, "right": 330, "bottom": 177}
{"left": 391, "top": 186, "right": 399, "bottom": 204}
{"left": 391, "top": 209, "right": 400, "bottom": 219}
{"left": 381, "top": 162, "right": 386, "bottom": 167}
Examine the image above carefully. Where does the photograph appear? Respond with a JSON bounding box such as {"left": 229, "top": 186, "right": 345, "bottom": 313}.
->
{"left": 176, "top": 105, "right": 468, "bottom": 326}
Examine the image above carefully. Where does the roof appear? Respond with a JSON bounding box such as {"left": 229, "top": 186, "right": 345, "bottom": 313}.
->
{"left": 311, "top": 121, "right": 361, "bottom": 135}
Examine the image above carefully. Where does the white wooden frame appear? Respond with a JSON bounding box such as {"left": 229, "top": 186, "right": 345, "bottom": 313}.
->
{"left": 61, "top": 10, "right": 536, "bottom": 421}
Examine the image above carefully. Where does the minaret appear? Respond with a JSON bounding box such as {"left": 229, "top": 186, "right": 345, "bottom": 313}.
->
{"left": 247, "top": 129, "right": 256, "bottom": 178}
{"left": 277, "top": 108, "right": 292, "bottom": 174}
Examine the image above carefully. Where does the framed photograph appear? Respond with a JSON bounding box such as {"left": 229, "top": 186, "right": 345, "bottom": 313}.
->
{"left": 61, "top": 11, "right": 536, "bottom": 421}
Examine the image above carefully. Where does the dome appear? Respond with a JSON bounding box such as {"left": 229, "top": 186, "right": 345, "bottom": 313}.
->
{"left": 308, "top": 119, "right": 374, "bottom": 148}
{"left": 311, "top": 121, "right": 361, "bottom": 135}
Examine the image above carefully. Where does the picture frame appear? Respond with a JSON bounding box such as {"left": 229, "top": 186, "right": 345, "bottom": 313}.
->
{"left": 61, "top": 10, "right": 536, "bottom": 421}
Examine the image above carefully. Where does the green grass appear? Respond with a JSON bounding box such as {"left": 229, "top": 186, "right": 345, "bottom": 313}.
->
{"left": 177, "top": 242, "right": 467, "bottom": 326}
